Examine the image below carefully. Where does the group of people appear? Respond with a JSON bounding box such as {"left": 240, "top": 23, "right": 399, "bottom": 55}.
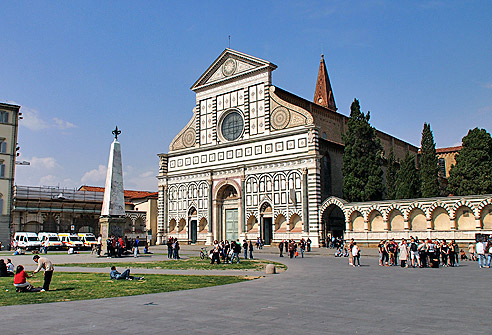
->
{"left": 327, "top": 236, "right": 345, "bottom": 249}
{"left": 166, "top": 237, "right": 181, "bottom": 259}
{"left": 470, "top": 238, "right": 492, "bottom": 268}
{"left": 106, "top": 235, "right": 144, "bottom": 258}
{"left": 208, "top": 239, "right": 256, "bottom": 264}
{"left": 5, "top": 255, "right": 55, "bottom": 292}
{"left": 0, "top": 258, "right": 15, "bottom": 277}
{"left": 278, "top": 238, "right": 311, "bottom": 258}
{"left": 377, "top": 238, "right": 462, "bottom": 268}
{"left": 208, "top": 240, "right": 245, "bottom": 264}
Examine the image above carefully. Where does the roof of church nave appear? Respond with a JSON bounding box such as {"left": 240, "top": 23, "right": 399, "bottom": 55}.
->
{"left": 78, "top": 185, "right": 157, "bottom": 200}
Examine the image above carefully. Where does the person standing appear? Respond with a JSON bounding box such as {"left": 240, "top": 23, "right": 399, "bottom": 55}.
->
{"left": 133, "top": 236, "right": 139, "bottom": 258}
{"left": 279, "top": 240, "right": 284, "bottom": 257}
{"left": 32, "top": 255, "right": 54, "bottom": 292}
{"left": 352, "top": 242, "right": 360, "bottom": 267}
{"left": 306, "top": 238, "right": 312, "bottom": 252}
{"left": 211, "top": 241, "right": 221, "bottom": 264}
{"left": 450, "top": 240, "right": 459, "bottom": 267}
{"left": 398, "top": 239, "right": 409, "bottom": 268}
{"left": 242, "top": 240, "right": 248, "bottom": 259}
{"left": 97, "top": 234, "right": 102, "bottom": 256}
{"left": 476, "top": 239, "right": 486, "bottom": 268}
{"left": 248, "top": 241, "right": 254, "bottom": 259}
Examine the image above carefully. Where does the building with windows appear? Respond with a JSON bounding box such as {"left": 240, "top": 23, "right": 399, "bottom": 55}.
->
{"left": 0, "top": 102, "right": 20, "bottom": 249}
{"left": 11, "top": 185, "right": 157, "bottom": 246}
{"left": 157, "top": 49, "right": 418, "bottom": 247}
{"left": 436, "top": 146, "right": 461, "bottom": 178}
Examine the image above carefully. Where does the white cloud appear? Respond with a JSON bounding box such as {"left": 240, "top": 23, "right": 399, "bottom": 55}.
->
{"left": 20, "top": 107, "right": 49, "bottom": 130}
{"left": 53, "top": 117, "right": 76, "bottom": 129}
{"left": 484, "top": 83, "right": 492, "bottom": 89}
{"left": 19, "top": 106, "right": 77, "bottom": 131}
{"left": 139, "top": 171, "right": 155, "bottom": 178}
{"left": 29, "top": 156, "right": 59, "bottom": 169}
{"left": 80, "top": 165, "right": 107, "bottom": 185}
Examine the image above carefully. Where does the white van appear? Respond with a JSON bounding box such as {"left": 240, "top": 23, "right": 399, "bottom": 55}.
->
{"left": 38, "top": 232, "right": 64, "bottom": 250}
{"left": 77, "top": 233, "right": 98, "bottom": 250}
{"left": 12, "top": 232, "right": 41, "bottom": 250}
{"left": 58, "top": 233, "right": 84, "bottom": 250}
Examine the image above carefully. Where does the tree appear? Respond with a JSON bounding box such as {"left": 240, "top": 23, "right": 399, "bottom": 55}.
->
{"left": 395, "top": 152, "right": 421, "bottom": 199}
{"left": 448, "top": 128, "right": 492, "bottom": 195}
{"left": 385, "top": 147, "right": 399, "bottom": 200}
{"left": 420, "top": 123, "right": 440, "bottom": 197}
{"left": 342, "top": 98, "right": 384, "bottom": 202}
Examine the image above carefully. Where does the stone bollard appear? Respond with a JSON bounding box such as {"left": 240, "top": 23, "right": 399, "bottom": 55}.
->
{"left": 265, "top": 264, "right": 276, "bottom": 274}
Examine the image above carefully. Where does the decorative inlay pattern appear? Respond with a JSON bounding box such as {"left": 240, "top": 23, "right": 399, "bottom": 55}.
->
{"left": 271, "top": 107, "right": 290, "bottom": 130}
{"left": 222, "top": 58, "right": 237, "bottom": 77}
{"left": 182, "top": 128, "right": 196, "bottom": 148}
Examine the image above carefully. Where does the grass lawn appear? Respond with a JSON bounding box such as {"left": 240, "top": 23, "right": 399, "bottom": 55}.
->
{"left": 57, "top": 256, "right": 287, "bottom": 271}
{"left": 0, "top": 272, "right": 249, "bottom": 306}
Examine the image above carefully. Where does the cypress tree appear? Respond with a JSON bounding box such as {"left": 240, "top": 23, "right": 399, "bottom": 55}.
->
{"left": 448, "top": 127, "right": 492, "bottom": 195}
{"left": 342, "top": 99, "right": 384, "bottom": 202}
{"left": 420, "top": 123, "right": 440, "bottom": 197}
{"left": 395, "top": 152, "right": 421, "bottom": 199}
{"left": 385, "top": 147, "right": 398, "bottom": 200}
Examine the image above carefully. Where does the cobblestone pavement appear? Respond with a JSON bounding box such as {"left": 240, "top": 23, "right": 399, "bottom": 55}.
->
{"left": 1, "top": 246, "right": 490, "bottom": 335}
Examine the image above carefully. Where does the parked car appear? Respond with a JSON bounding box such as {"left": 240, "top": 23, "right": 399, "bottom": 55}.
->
{"left": 78, "top": 233, "right": 98, "bottom": 250}
{"left": 12, "top": 232, "right": 41, "bottom": 250}
{"left": 38, "top": 232, "right": 64, "bottom": 250}
{"left": 58, "top": 233, "right": 84, "bottom": 250}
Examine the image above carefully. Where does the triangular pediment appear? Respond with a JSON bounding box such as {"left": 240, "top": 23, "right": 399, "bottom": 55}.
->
{"left": 191, "top": 49, "right": 277, "bottom": 91}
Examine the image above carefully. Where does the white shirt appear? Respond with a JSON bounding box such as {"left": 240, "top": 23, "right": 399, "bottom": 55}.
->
{"left": 352, "top": 245, "right": 360, "bottom": 256}
{"left": 476, "top": 242, "right": 485, "bottom": 255}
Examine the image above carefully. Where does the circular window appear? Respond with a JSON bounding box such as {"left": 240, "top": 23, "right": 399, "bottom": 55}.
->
{"left": 221, "top": 111, "right": 244, "bottom": 141}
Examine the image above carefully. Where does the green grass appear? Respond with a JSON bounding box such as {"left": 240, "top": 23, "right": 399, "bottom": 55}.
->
{"left": 57, "top": 256, "right": 287, "bottom": 271}
{"left": 0, "top": 272, "right": 249, "bottom": 306}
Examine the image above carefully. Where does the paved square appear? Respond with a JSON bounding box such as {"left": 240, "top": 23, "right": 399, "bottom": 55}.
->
{"left": 1, "top": 250, "right": 490, "bottom": 335}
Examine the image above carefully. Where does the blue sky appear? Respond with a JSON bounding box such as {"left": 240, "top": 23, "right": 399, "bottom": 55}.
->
{"left": 1, "top": 1, "right": 490, "bottom": 191}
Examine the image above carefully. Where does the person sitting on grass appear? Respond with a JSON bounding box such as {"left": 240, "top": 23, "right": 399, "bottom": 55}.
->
{"left": 13, "top": 265, "right": 34, "bottom": 292}
{"left": 109, "top": 266, "right": 144, "bottom": 280}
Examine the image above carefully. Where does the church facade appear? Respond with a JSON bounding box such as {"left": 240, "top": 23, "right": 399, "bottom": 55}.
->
{"left": 157, "top": 49, "right": 417, "bottom": 247}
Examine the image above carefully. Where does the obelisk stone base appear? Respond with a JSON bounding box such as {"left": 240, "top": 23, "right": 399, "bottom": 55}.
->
{"left": 100, "top": 216, "right": 126, "bottom": 255}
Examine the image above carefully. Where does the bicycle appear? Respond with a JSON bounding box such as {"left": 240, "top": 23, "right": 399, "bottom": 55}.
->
{"left": 199, "top": 247, "right": 208, "bottom": 259}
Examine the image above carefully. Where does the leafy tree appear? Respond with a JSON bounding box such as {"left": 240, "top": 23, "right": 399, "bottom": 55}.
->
{"left": 342, "top": 99, "right": 384, "bottom": 202}
{"left": 385, "top": 147, "right": 399, "bottom": 200}
{"left": 448, "top": 127, "right": 492, "bottom": 195}
{"left": 395, "top": 152, "right": 421, "bottom": 199}
{"left": 420, "top": 123, "right": 440, "bottom": 197}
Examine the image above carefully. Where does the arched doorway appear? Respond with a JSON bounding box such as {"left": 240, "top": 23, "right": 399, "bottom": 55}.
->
{"left": 216, "top": 184, "right": 240, "bottom": 242}
{"left": 260, "top": 202, "right": 273, "bottom": 245}
{"left": 322, "top": 204, "right": 345, "bottom": 244}
{"left": 188, "top": 207, "right": 198, "bottom": 244}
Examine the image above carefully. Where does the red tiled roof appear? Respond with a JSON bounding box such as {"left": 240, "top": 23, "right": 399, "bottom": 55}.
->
{"left": 78, "top": 186, "right": 157, "bottom": 199}
{"left": 436, "top": 146, "right": 462, "bottom": 154}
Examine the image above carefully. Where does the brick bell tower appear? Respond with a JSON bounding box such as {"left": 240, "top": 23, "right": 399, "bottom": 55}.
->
{"left": 313, "top": 54, "right": 337, "bottom": 112}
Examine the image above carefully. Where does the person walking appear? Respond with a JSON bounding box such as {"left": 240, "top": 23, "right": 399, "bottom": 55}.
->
{"left": 279, "top": 240, "right": 284, "bottom": 257}
{"left": 32, "top": 255, "right": 54, "bottom": 292}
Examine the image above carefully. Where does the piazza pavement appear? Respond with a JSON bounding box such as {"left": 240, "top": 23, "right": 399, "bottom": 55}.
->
{"left": 1, "top": 245, "right": 491, "bottom": 335}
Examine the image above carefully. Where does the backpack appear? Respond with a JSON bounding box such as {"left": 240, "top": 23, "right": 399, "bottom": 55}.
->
{"left": 410, "top": 243, "right": 418, "bottom": 252}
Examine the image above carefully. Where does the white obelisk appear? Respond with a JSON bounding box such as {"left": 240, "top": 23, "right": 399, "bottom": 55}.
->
{"left": 99, "top": 126, "right": 126, "bottom": 254}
